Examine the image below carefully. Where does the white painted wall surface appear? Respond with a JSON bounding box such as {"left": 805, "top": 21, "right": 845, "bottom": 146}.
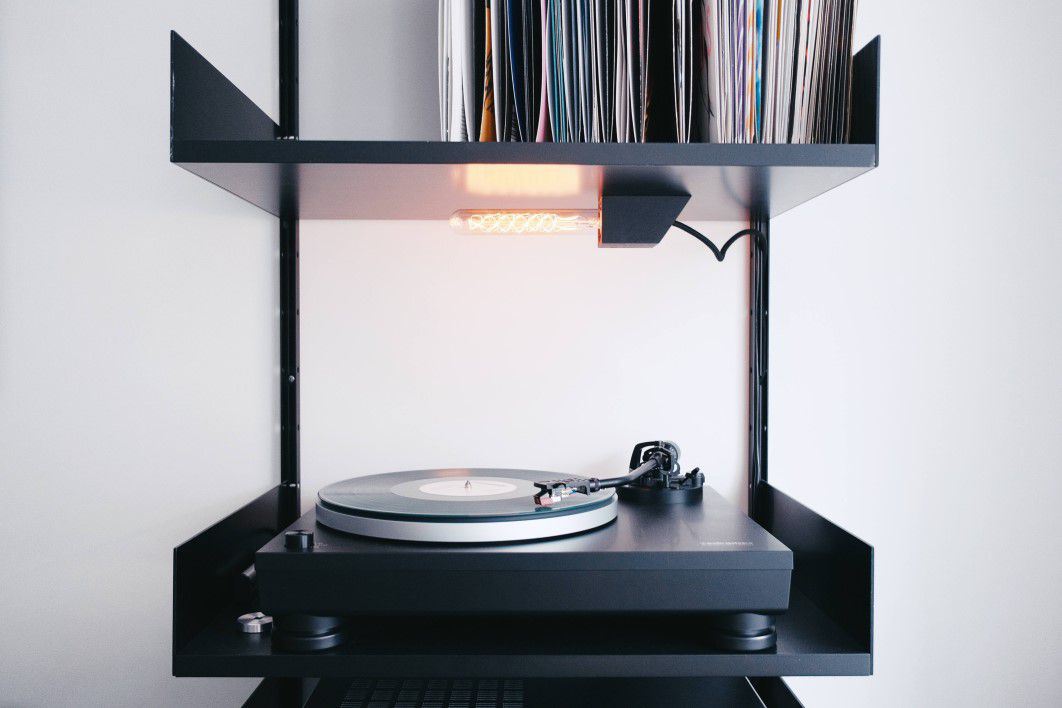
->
{"left": 0, "top": 1, "right": 1059, "bottom": 706}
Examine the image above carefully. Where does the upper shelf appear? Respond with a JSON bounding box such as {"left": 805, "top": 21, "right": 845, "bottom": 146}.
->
{"left": 170, "top": 32, "right": 879, "bottom": 222}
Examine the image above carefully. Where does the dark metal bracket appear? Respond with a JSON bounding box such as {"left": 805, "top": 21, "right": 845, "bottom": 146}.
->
{"left": 278, "top": 0, "right": 301, "bottom": 524}
{"left": 169, "top": 32, "right": 278, "bottom": 142}
{"left": 755, "top": 484, "right": 874, "bottom": 660}
{"left": 749, "top": 677, "right": 806, "bottom": 708}
{"left": 748, "top": 213, "right": 769, "bottom": 515}
{"left": 173, "top": 486, "right": 288, "bottom": 660}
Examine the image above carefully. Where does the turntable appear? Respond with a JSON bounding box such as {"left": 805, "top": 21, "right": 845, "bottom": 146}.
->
{"left": 254, "top": 442, "right": 792, "bottom": 654}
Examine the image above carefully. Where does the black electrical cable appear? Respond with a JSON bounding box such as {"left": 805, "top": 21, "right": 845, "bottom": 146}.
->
{"left": 671, "top": 221, "right": 765, "bottom": 262}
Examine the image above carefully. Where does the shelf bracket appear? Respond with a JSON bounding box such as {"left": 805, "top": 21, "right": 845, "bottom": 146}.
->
{"left": 169, "top": 32, "right": 278, "bottom": 142}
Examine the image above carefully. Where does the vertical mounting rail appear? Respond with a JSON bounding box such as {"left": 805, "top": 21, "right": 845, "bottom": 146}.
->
{"left": 276, "top": 6, "right": 309, "bottom": 701}
{"left": 748, "top": 213, "right": 770, "bottom": 518}
{"left": 274, "top": 0, "right": 304, "bottom": 699}
{"left": 279, "top": 0, "right": 299, "bottom": 137}
{"left": 278, "top": 0, "right": 300, "bottom": 526}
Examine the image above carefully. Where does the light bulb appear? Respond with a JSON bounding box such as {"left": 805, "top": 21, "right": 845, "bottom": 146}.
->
{"left": 448, "top": 209, "right": 600, "bottom": 235}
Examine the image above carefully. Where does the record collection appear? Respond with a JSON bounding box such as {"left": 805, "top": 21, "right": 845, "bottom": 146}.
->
{"left": 439, "top": 0, "right": 859, "bottom": 144}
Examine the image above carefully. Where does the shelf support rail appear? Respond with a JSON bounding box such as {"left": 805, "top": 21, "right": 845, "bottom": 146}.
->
{"left": 278, "top": 0, "right": 300, "bottom": 524}
{"left": 749, "top": 212, "right": 769, "bottom": 516}
{"left": 275, "top": 3, "right": 303, "bottom": 705}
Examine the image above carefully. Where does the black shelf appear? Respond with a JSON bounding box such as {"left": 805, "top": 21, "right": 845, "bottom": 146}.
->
{"left": 170, "top": 33, "right": 879, "bottom": 222}
{"left": 174, "top": 484, "right": 872, "bottom": 681}
{"left": 245, "top": 676, "right": 799, "bottom": 708}
{"left": 178, "top": 592, "right": 865, "bottom": 679}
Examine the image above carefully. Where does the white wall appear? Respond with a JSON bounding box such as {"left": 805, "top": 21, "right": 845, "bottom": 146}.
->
{"left": 0, "top": 1, "right": 274, "bottom": 706}
{"left": 778, "top": 2, "right": 1062, "bottom": 705}
{"left": 0, "top": 1, "right": 1059, "bottom": 706}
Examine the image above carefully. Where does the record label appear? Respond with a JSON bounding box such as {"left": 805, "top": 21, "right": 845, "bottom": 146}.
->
{"left": 413, "top": 478, "right": 518, "bottom": 497}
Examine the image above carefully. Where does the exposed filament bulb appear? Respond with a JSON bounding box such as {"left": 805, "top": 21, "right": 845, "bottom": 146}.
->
{"left": 449, "top": 209, "right": 600, "bottom": 235}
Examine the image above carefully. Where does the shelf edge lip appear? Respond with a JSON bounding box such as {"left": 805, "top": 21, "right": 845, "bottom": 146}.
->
{"left": 760, "top": 483, "right": 874, "bottom": 550}
{"left": 170, "top": 140, "right": 879, "bottom": 169}
{"left": 173, "top": 653, "right": 872, "bottom": 679}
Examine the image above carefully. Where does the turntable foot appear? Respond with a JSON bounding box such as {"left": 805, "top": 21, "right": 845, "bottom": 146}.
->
{"left": 272, "top": 614, "right": 349, "bottom": 652}
{"left": 705, "top": 612, "right": 777, "bottom": 652}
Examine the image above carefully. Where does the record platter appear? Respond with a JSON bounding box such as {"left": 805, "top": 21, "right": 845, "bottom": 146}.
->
{"left": 315, "top": 468, "right": 618, "bottom": 543}
{"left": 254, "top": 442, "right": 792, "bottom": 653}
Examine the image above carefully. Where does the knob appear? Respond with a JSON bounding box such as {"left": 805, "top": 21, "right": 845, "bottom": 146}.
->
{"left": 284, "top": 529, "right": 314, "bottom": 551}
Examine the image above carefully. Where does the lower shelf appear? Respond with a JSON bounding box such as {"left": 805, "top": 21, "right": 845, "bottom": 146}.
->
{"left": 176, "top": 589, "right": 866, "bottom": 678}
{"left": 174, "top": 482, "right": 872, "bottom": 680}
{"left": 245, "top": 676, "right": 804, "bottom": 708}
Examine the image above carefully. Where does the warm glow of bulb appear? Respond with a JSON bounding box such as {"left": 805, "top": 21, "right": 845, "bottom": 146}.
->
{"left": 463, "top": 164, "right": 582, "bottom": 196}
{"left": 449, "top": 209, "right": 600, "bottom": 235}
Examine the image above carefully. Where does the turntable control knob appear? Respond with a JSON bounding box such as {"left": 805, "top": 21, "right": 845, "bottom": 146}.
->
{"left": 284, "top": 530, "right": 314, "bottom": 551}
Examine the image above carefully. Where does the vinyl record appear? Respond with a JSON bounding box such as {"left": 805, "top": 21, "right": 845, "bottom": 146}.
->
{"left": 316, "top": 468, "right": 617, "bottom": 543}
